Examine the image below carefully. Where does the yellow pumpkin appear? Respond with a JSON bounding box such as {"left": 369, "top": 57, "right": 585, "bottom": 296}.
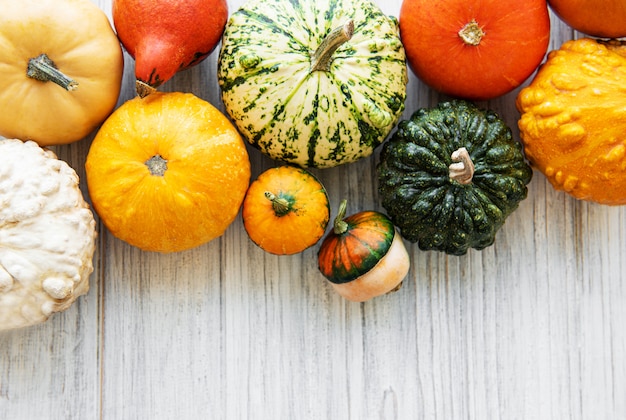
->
{"left": 517, "top": 38, "right": 626, "bottom": 205}
{"left": 85, "top": 92, "right": 251, "bottom": 253}
{"left": 0, "top": 0, "right": 124, "bottom": 146}
{"left": 242, "top": 166, "right": 330, "bottom": 255}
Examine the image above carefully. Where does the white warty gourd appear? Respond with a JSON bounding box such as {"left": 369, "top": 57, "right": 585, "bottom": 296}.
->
{"left": 0, "top": 139, "right": 97, "bottom": 330}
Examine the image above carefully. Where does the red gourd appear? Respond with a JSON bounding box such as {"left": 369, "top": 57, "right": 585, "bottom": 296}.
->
{"left": 112, "top": 0, "right": 228, "bottom": 96}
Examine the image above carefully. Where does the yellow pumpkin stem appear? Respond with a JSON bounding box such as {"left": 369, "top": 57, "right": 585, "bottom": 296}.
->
{"left": 264, "top": 191, "right": 292, "bottom": 216}
{"left": 333, "top": 199, "right": 349, "bottom": 235}
{"left": 145, "top": 155, "right": 168, "bottom": 176}
{"left": 311, "top": 20, "right": 354, "bottom": 72}
{"left": 458, "top": 20, "right": 485, "bottom": 46}
{"left": 26, "top": 54, "right": 78, "bottom": 91}
{"left": 449, "top": 147, "right": 475, "bottom": 185}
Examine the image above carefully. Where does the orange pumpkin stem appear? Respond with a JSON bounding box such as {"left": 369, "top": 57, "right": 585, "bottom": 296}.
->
{"left": 311, "top": 19, "right": 354, "bottom": 72}
{"left": 26, "top": 54, "right": 78, "bottom": 91}
{"left": 264, "top": 191, "right": 292, "bottom": 216}
{"left": 449, "top": 147, "right": 474, "bottom": 185}
{"left": 333, "top": 199, "right": 349, "bottom": 235}
{"left": 145, "top": 155, "right": 168, "bottom": 176}
{"left": 458, "top": 20, "right": 485, "bottom": 46}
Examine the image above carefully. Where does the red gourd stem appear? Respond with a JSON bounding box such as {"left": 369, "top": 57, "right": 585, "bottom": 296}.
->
{"left": 449, "top": 147, "right": 475, "bottom": 185}
{"left": 26, "top": 54, "right": 78, "bottom": 91}
{"left": 311, "top": 20, "right": 354, "bottom": 72}
{"left": 458, "top": 19, "right": 485, "bottom": 46}
{"left": 136, "top": 80, "right": 157, "bottom": 99}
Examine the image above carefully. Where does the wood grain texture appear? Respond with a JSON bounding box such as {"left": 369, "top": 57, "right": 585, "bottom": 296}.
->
{"left": 1, "top": 1, "right": 626, "bottom": 419}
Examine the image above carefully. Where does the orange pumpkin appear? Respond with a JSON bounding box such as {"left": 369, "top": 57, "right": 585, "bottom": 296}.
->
{"left": 399, "top": 0, "right": 550, "bottom": 100}
{"left": 548, "top": 0, "right": 626, "bottom": 38}
{"left": 242, "top": 166, "right": 330, "bottom": 255}
{"left": 517, "top": 38, "right": 626, "bottom": 205}
{"left": 85, "top": 91, "right": 251, "bottom": 252}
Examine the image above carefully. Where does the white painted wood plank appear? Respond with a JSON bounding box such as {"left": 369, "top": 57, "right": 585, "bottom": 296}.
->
{"left": 2, "top": 1, "right": 626, "bottom": 420}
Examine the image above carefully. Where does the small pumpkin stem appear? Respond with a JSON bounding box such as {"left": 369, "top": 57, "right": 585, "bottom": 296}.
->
{"left": 458, "top": 19, "right": 485, "bottom": 46}
{"left": 265, "top": 192, "right": 292, "bottom": 216}
{"left": 333, "top": 199, "right": 349, "bottom": 235}
{"left": 26, "top": 54, "right": 78, "bottom": 91}
{"left": 145, "top": 155, "right": 168, "bottom": 176}
{"left": 449, "top": 147, "right": 475, "bottom": 185}
{"left": 311, "top": 20, "right": 354, "bottom": 72}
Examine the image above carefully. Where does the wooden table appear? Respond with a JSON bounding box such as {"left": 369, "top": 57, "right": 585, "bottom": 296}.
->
{"left": 2, "top": 1, "right": 625, "bottom": 419}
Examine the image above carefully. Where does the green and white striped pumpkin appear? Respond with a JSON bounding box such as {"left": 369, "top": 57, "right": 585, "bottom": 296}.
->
{"left": 217, "top": 0, "right": 407, "bottom": 168}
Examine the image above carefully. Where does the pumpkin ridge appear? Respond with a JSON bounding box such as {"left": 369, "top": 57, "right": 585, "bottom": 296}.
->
{"left": 348, "top": 234, "right": 389, "bottom": 274}
{"left": 323, "top": 230, "right": 392, "bottom": 284}
{"left": 327, "top": 243, "right": 361, "bottom": 282}
{"left": 414, "top": 121, "right": 455, "bottom": 163}
{"left": 458, "top": 188, "right": 489, "bottom": 233}
{"left": 474, "top": 173, "right": 529, "bottom": 215}
{"left": 406, "top": 187, "right": 448, "bottom": 230}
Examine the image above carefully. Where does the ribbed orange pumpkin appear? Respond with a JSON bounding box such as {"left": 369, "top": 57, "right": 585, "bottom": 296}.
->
{"left": 85, "top": 91, "right": 251, "bottom": 252}
{"left": 242, "top": 166, "right": 330, "bottom": 255}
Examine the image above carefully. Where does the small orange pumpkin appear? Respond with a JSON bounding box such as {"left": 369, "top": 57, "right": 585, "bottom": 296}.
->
{"left": 85, "top": 91, "right": 251, "bottom": 252}
{"left": 242, "top": 166, "right": 330, "bottom": 255}
{"left": 517, "top": 38, "right": 626, "bottom": 205}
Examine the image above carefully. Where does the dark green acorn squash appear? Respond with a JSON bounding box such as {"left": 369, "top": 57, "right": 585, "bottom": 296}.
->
{"left": 377, "top": 100, "right": 532, "bottom": 255}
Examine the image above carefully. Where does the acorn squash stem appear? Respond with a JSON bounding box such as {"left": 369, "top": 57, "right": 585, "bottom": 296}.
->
{"left": 333, "top": 199, "right": 349, "bottom": 235}
{"left": 458, "top": 20, "right": 485, "bottom": 46}
{"left": 27, "top": 54, "right": 78, "bottom": 91}
{"left": 311, "top": 20, "right": 354, "bottom": 73}
{"left": 449, "top": 147, "right": 475, "bottom": 185}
